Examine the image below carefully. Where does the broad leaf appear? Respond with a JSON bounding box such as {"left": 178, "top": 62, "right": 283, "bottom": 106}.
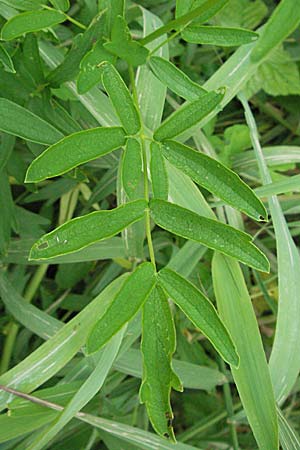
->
{"left": 150, "top": 199, "right": 269, "bottom": 272}
{"left": 104, "top": 15, "right": 149, "bottom": 67}
{"left": 122, "top": 138, "right": 143, "bottom": 200}
{"left": 161, "top": 140, "right": 267, "bottom": 221}
{"left": 158, "top": 268, "right": 239, "bottom": 367}
{"left": 1, "top": 9, "right": 65, "bottom": 40}
{"left": 101, "top": 62, "right": 141, "bottom": 135}
{"left": 153, "top": 90, "right": 224, "bottom": 141}
{"left": 87, "top": 262, "right": 156, "bottom": 354}
{"left": 150, "top": 141, "right": 168, "bottom": 200}
{"left": 0, "top": 43, "right": 15, "bottom": 72}
{"left": 25, "top": 127, "right": 126, "bottom": 182}
{"left": 0, "top": 98, "right": 63, "bottom": 145}
{"left": 50, "top": 0, "right": 69, "bottom": 11}
{"left": 140, "top": 286, "right": 182, "bottom": 441}
{"left": 149, "top": 56, "right": 206, "bottom": 101}
{"left": 29, "top": 199, "right": 147, "bottom": 260}
{"left": 182, "top": 25, "right": 258, "bottom": 46}
{"left": 251, "top": 0, "right": 300, "bottom": 63}
{"left": 212, "top": 253, "right": 278, "bottom": 450}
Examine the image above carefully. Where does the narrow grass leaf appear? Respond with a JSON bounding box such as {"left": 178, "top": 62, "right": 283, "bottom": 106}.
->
{"left": 0, "top": 275, "right": 128, "bottom": 409}
{"left": 0, "top": 43, "right": 15, "bottom": 72}
{"left": 25, "top": 127, "right": 126, "bottom": 182}
{"left": 162, "top": 140, "right": 267, "bottom": 221}
{"left": 29, "top": 200, "right": 146, "bottom": 260}
{"left": 158, "top": 268, "right": 239, "bottom": 367}
{"left": 212, "top": 253, "right": 278, "bottom": 450}
{"left": 240, "top": 95, "right": 300, "bottom": 403}
{"left": 101, "top": 62, "right": 141, "bottom": 135}
{"left": 140, "top": 286, "right": 182, "bottom": 441}
{"left": 150, "top": 141, "right": 168, "bottom": 200}
{"left": 251, "top": 0, "right": 300, "bottom": 63}
{"left": 87, "top": 262, "right": 156, "bottom": 354}
{"left": 1, "top": 9, "right": 65, "bottom": 40}
{"left": 27, "top": 331, "right": 124, "bottom": 450}
{"left": 182, "top": 26, "right": 258, "bottom": 46}
{"left": 150, "top": 199, "right": 269, "bottom": 272}
{"left": 122, "top": 138, "right": 143, "bottom": 200}
{"left": 149, "top": 56, "right": 206, "bottom": 101}
{"left": 0, "top": 98, "right": 63, "bottom": 145}
{"left": 277, "top": 407, "right": 300, "bottom": 450}
{"left": 153, "top": 90, "right": 224, "bottom": 141}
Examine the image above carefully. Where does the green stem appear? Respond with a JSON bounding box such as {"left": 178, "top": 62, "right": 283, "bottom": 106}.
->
{"left": 128, "top": 66, "right": 157, "bottom": 269}
{"left": 0, "top": 264, "right": 48, "bottom": 375}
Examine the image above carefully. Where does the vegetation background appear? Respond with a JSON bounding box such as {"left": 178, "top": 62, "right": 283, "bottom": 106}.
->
{"left": 0, "top": 0, "right": 300, "bottom": 449}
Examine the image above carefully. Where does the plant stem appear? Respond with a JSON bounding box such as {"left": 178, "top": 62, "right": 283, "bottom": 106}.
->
{"left": 0, "top": 264, "right": 48, "bottom": 374}
{"left": 128, "top": 66, "right": 157, "bottom": 269}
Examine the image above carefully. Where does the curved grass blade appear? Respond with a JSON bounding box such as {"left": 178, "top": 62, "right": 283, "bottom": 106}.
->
{"left": 122, "top": 138, "right": 143, "bottom": 200}
{"left": 182, "top": 26, "right": 258, "bottom": 46}
{"left": 0, "top": 98, "right": 63, "bottom": 145}
{"left": 150, "top": 141, "right": 168, "bottom": 200}
{"left": 0, "top": 275, "right": 128, "bottom": 410}
{"left": 240, "top": 95, "right": 300, "bottom": 404}
{"left": 29, "top": 199, "right": 147, "bottom": 260}
{"left": 140, "top": 286, "right": 182, "bottom": 441}
{"left": 149, "top": 56, "right": 206, "bottom": 101}
{"left": 153, "top": 89, "right": 224, "bottom": 141}
{"left": 158, "top": 268, "right": 239, "bottom": 367}
{"left": 251, "top": 0, "right": 300, "bottom": 63}
{"left": 150, "top": 199, "right": 269, "bottom": 272}
{"left": 87, "top": 262, "right": 156, "bottom": 354}
{"left": 212, "top": 253, "right": 278, "bottom": 450}
{"left": 161, "top": 140, "right": 267, "bottom": 221}
{"left": 25, "top": 127, "right": 126, "bottom": 182}
{"left": 26, "top": 331, "right": 125, "bottom": 450}
{"left": 101, "top": 62, "right": 141, "bottom": 135}
{"left": 278, "top": 407, "right": 300, "bottom": 450}
{"left": 1, "top": 9, "right": 65, "bottom": 40}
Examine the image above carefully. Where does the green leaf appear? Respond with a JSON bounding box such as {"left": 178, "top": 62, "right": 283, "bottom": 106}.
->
{"left": 161, "top": 139, "right": 267, "bottom": 221}
{"left": 0, "top": 172, "right": 13, "bottom": 255}
{"left": 153, "top": 89, "right": 224, "bottom": 141}
{"left": 77, "top": 40, "right": 115, "bottom": 94}
{"left": 1, "top": 9, "right": 65, "bottom": 41}
{"left": 0, "top": 0, "right": 44, "bottom": 11}
{"left": 29, "top": 199, "right": 147, "bottom": 260}
{"left": 49, "top": 0, "right": 69, "bottom": 11}
{"left": 149, "top": 56, "right": 206, "bottom": 102}
{"left": 0, "top": 133, "right": 15, "bottom": 172}
{"left": 25, "top": 127, "right": 126, "bottom": 182}
{"left": 87, "top": 262, "right": 156, "bottom": 354}
{"left": 99, "top": 0, "right": 124, "bottom": 36}
{"left": 101, "top": 62, "right": 141, "bottom": 135}
{"left": 0, "top": 98, "right": 64, "bottom": 145}
{"left": 104, "top": 15, "right": 149, "bottom": 67}
{"left": 182, "top": 25, "right": 258, "bottom": 46}
{"left": 212, "top": 253, "right": 278, "bottom": 450}
{"left": 150, "top": 199, "right": 269, "bottom": 272}
{"left": 158, "top": 268, "right": 239, "bottom": 367}
{"left": 214, "top": 0, "right": 268, "bottom": 29}
{"left": 0, "top": 43, "right": 15, "bottom": 72}
{"left": 140, "top": 286, "right": 182, "bottom": 441}
{"left": 175, "top": 0, "right": 228, "bottom": 21}
{"left": 245, "top": 46, "right": 300, "bottom": 97}
{"left": 122, "top": 138, "right": 143, "bottom": 200}
{"left": 251, "top": 0, "right": 300, "bottom": 63}
{"left": 278, "top": 407, "right": 300, "bottom": 450}
{"left": 150, "top": 141, "right": 168, "bottom": 200}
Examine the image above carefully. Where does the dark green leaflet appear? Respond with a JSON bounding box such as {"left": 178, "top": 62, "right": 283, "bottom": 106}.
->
{"left": 182, "top": 26, "right": 258, "bottom": 47}
{"left": 25, "top": 127, "right": 126, "bottom": 182}
{"left": 101, "top": 62, "right": 141, "bottom": 135}
{"left": 1, "top": 10, "right": 66, "bottom": 41}
{"left": 87, "top": 262, "right": 156, "bottom": 354}
{"left": 140, "top": 286, "right": 182, "bottom": 441}
{"left": 150, "top": 141, "right": 169, "bottom": 200}
{"left": 150, "top": 199, "right": 269, "bottom": 272}
{"left": 122, "top": 138, "right": 143, "bottom": 200}
{"left": 153, "top": 90, "right": 224, "bottom": 141}
{"left": 158, "top": 268, "right": 239, "bottom": 367}
{"left": 149, "top": 56, "right": 206, "bottom": 101}
{"left": 29, "top": 200, "right": 147, "bottom": 260}
{"left": 161, "top": 140, "right": 267, "bottom": 221}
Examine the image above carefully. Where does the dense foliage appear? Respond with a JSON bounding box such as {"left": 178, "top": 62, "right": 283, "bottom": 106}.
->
{"left": 0, "top": 0, "right": 300, "bottom": 449}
